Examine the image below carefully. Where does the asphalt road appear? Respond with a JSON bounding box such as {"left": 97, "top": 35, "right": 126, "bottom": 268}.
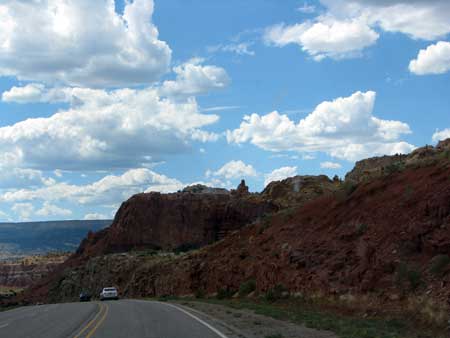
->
{"left": 0, "top": 299, "right": 229, "bottom": 338}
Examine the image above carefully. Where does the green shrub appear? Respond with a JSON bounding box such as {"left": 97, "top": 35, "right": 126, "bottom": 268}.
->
{"left": 278, "top": 208, "right": 295, "bottom": 223}
{"left": 173, "top": 243, "right": 200, "bottom": 254}
{"left": 356, "top": 223, "right": 368, "bottom": 236}
{"left": 157, "top": 295, "right": 171, "bottom": 302}
{"left": 403, "top": 185, "right": 414, "bottom": 200}
{"left": 265, "top": 284, "right": 289, "bottom": 302}
{"left": 395, "top": 263, "right": 423, "bottom": 291}
{"left": 438, "top": 150, "right": 450, "bottom": 160}
{"left": 194, "top": 288, "right": 205, "bottom": 299}
{"left": 342, "top": 181, "right": 357, "bottom": 196}
{"left": 239, "top": 279, "right": 256, "bottom": 297}
{"left": 258, "top": 214, "right": 273, "bottom": 234}
{"left": 430, "top": 255, "right": 450, "bottom": 277}
{"left": 216, "top": 288, "right": 235, "bottom": 300}
{"left": 385, "top": 161, "right": 405, "bottom": 175}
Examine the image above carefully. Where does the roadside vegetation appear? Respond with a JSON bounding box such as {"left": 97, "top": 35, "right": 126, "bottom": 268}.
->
{"left": 192, "top": 298, "right": 446, "bottom": 338}
{"left": 154, "top": 293, "right": 447, "bottom": 338}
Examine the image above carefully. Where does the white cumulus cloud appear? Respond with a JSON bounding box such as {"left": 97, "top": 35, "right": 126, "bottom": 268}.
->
{"left": 207, "top": 160, "right": 257, "bottom": 180}
{"left": 265, "top": 0, "right": 450, "bottom": 60}
{"left": 0, "top": 0, "right": 171, "bottom": 87}
{"left": 11, "top": 203, "right": 34, "bottom": 221}
{"left": 264, "top": 166, "right": 298, "bottom": 187}
{"left": 84, "top": 213, "right": 108, "bottom": 220}
{"left": 432, "top": 129, "right": 450, "bottom": 143}
{"left": 320, "top": 161, "right": 342, "bottom": 169}
{"left": 0, "top": 168, "right": 184, "bottom": 207}
{"left": 265, "top": 17, "right": 379, "bottom": 60}
{"left": 36, "top": 201, "right": 72, "bottom": 217}
{"left": 227, "top": 91, "right": 414, "bottom": 161}
{"left": 409, "top": 41, "right": 450, "bottom": 75}
{"left": 0, "top": 86, "right": 219, "bottom": 170}
{"left": 320, "top": 0, "right": 450, "bottom": 40}
{"left": 1, "top": 83, "right": 45, "bottom": 103}
{"left": 160, "top": 58, "right": 230, "bottom": 98}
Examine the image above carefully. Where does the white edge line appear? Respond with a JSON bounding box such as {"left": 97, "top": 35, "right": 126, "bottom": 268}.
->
{"left": 156, "top": 301, "right": 229, "bottom": 338}
{"left": 0, "top": 322, "right": 9, "bottom": 329}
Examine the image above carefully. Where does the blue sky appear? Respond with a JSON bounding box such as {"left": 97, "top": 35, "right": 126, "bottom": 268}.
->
{"left": 0, "top": 0, "right": 449, "bottom": 221}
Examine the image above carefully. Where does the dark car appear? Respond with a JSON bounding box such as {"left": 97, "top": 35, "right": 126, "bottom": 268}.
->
{"left": 79, "top": 292, "right": 92, "bottom": 302}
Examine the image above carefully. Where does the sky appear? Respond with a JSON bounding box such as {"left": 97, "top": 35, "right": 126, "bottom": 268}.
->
{"left": 0, "top": 0, "right": 449, "bottom": 222}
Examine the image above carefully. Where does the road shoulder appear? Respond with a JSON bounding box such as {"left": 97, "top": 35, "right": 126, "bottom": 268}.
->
{"left": 171, "top": 300, "right": 337, "bottom": 338}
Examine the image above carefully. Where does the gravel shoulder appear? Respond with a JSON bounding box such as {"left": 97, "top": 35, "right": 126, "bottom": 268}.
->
{"left": 173, "top": 300, "right": 337, "bottom": 338}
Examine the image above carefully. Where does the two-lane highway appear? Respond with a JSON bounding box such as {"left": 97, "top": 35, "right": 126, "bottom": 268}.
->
{"left": 0, "top": 299, "right": 229, "bottom": 338}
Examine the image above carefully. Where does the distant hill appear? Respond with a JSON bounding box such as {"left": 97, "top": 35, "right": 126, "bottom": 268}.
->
{"left": 0, "top": 220, "right": 111, "bottom": 260}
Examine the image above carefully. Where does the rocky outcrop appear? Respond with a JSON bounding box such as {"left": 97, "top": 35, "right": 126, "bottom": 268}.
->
{"left": 75, "top": 176, "right": 345, "bottom": 259}
{"left": 345, "top": 140, "right": 450, "bottom": 184}
{"left": 76, "top": 181, "right": 277, "bottom": 258}
{"left": 345, "top": 154, "right": 407, "bottom": 184}
{"left": 262, "top": 175, "right": 339, "bottom": 208}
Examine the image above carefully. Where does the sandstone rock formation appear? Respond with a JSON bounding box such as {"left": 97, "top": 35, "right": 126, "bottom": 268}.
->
{"left": 345, "top": 154, "right": 407, "bottom": 184}
{"left": 345, "top": 139, "right": 450, "bottom": 184}
{"left": 262, "top": 175, "right": 339, "bottom": 208}
{"left": 76, "top": 181, "right": 277, "bottom": 258}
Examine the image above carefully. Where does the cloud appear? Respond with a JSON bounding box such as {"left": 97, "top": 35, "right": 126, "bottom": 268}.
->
{"left": 54, "top": 170, "right": 63, "bottom": 178}
{"left": 0, "top": 86, "right": 219, "bottom": 170}
{"left": 1, "top": 84, "right": 86, "bottom": 104}
{"left": 320, "top": 161, "right": 342, "bottom": 169}
{"left": 207, "top": 160, "right": 257, "bottom": 180}
{"left": 208, "top": 42, "right": 255, "bottom": 56}
{"left": 265, "top": 1, "right": 450, "bottom": 59}
{"left": 159, "top": 58, "right": 230, "bottom": 98}
{"left": 84, "top": 213, "right": 108, "bottom": 220}
{"left": 35, "top": 202, "right": 72, "bottom": 217}
{"left": 0, "top": 152, "right": 54, "bottom": 188}
{"left": 0, "top": 0, "right": 171, "bottom": 87}
{"left": 200, "top": 106, "right": 241, "bottom": 113}
{"left": 297, "top": 3, "right": 316, "bottom": 14}
{"left": 227, "top": 91, "right": 415, "bottom": 161}
{"left": 321, "top": 0, "right": 450, "bottom": 40}
{"left": 409, "top": 41, "right": 450, "bottom": 75}
{"left": 0, "top": 168, "right": 54, "bottom": 189}
{"left": 2, "top": 83, "right": 45, "bottom": 103}
{"left": 0, "top": 168, "right": 184, "bottom": 208}
{"left": 264, "top": 166, "right": 298, "bottom": 187}
{"left": 264, "top": 17, "right": 379, "bottom": 60}
{"left": 432, "top": 128, "right": 450, "bottom": 143}
{"left": 11, "top": 203, "right": 34, "bottom": 221}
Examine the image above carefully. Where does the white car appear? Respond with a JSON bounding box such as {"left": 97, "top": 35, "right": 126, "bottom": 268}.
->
{"left": 100, "top": 287, "right": 119, "bottom": 300}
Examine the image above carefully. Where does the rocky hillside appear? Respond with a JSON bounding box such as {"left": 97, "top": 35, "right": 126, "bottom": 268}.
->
{"left": 15, "top": 139, "right": 450, "bottom": 325}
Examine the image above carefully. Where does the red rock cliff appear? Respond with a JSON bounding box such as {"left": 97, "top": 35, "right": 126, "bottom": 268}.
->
{"left": 76, "top": 182, "right": 278, "bottom": 258}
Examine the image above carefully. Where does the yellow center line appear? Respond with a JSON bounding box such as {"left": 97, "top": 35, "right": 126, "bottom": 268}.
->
{"left": 73, "top": 302, "right": 105, "bottom": 338}
{"left": 85, "top": 302, "right": 109, "bottom": 338}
